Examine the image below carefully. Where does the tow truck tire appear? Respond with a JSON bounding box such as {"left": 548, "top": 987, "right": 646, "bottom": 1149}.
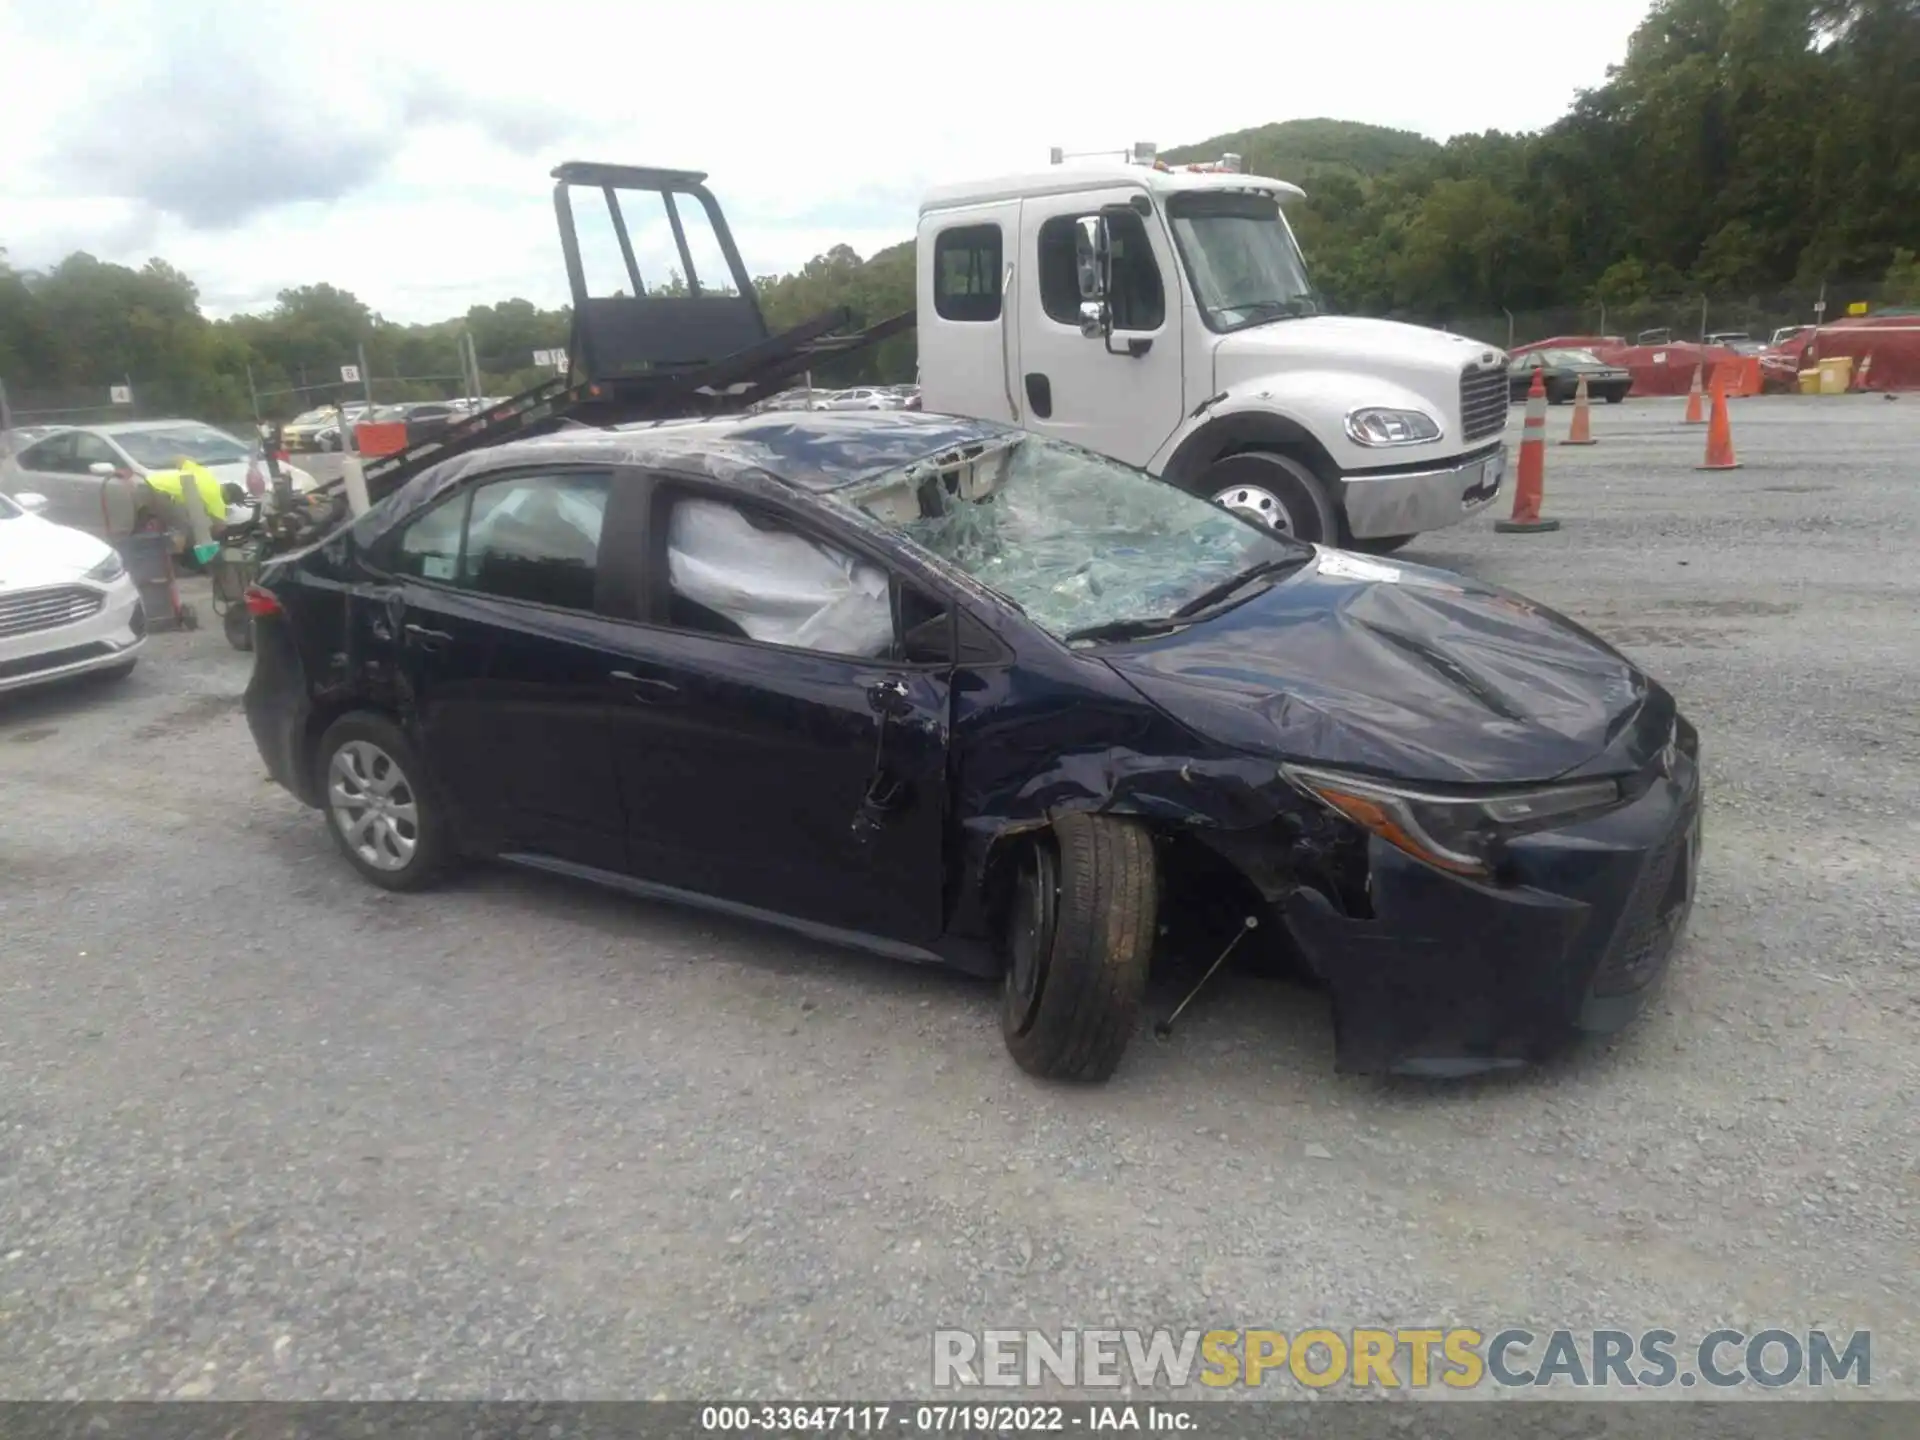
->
{"left": 316, "top": 712, "right": 451, "bottom": 893}
{"left": 1000, "top": 813, "right": 1157, "bottom": 1083}
{"left": 1199, "top": 450, "right": 1336, "bottom": 544}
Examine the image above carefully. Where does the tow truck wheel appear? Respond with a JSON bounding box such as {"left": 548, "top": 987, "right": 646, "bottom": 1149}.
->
{"left": 1201, "top": 451, "right": 1336, "bottom": 544}
{"left": 1000, "top": 813, "right": 1157, "bottom": 1083}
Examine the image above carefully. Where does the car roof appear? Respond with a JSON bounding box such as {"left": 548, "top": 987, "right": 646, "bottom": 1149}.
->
{"left": 89, "top": 418, "right": 229, "bottom": 434}
{"left": 364, "top": 411, "right": 1015, "bottom": 540}
{"left": 471, "top": 411, "right": 1010, "bottom": 493}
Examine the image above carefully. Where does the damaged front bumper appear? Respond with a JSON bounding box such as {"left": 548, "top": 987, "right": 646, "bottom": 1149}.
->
{"left": 1281, "top": 753, "right": 1703, "bottom": 1076}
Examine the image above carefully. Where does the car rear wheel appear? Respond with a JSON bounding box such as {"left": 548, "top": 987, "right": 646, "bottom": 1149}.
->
{"left": 1201, "top": 450, "right": 1336, "bottom": 544}
{"left": 1000, "top": 813, "right": 1157, "bottom": 1083}
{"left": 318, "top": 713, "right": 450, "bottom": 892}
{"left": 1605, "top": 391, "right": 1626, "bottom": 404}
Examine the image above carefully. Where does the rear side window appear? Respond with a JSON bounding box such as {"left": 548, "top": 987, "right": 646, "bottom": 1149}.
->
{"left": 17, "top": 434, "right": 76, "bottom": 472}
{"left": 462, "top": 472, "right": 609, "bottom": 610}
{"left": 387, "top": 470, "right": 610, "bottom": 612}
{"left": 933, "top": 224, "right": 1002, "bottom": 322}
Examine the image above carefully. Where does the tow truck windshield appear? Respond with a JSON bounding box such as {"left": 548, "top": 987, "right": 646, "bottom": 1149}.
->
{"left": 1167, "top": 191, "right": 1321, "bottom": 333}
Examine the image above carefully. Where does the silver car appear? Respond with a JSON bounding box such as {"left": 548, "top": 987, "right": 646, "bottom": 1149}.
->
{"left": 0, "top": 418, "right": 319, "bottom": 543}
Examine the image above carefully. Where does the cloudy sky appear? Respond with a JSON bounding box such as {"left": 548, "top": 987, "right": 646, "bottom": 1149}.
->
{"left": 0, "top": 0, "right": 1654, "bottom": 323}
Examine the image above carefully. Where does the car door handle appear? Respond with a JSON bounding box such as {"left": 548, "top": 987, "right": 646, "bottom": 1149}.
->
{"left": 867, "top": 678, "right": 913, "bottom": 718}
{"left": 610, "top": 670, "right": 680, "bottom": 702}
{"left": 403, "top": 622, "right": 451, "bottom": 651}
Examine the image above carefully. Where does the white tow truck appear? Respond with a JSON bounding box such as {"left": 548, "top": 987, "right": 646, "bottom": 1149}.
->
{"left": 914, "top": 144, "right": 1510, "bottom": 551}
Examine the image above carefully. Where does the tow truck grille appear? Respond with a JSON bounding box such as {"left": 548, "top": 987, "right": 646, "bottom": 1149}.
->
{"left": 0, "top": 585, "right": 103, "bottom": 639}
{"left": 1460, "top": 363, "right": 1509, "bottom": 443}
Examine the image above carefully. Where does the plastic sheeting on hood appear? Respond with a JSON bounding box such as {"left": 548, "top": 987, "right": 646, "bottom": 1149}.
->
{"left": 667, "top": 496, "right": 894, "bottom": 657}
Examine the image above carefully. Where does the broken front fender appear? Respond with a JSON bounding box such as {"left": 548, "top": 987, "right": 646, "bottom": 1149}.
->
{"left": 1284, "top": 759, "right": 1702, "bottom": 1076}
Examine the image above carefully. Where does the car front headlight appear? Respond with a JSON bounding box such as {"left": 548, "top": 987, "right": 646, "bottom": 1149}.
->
{"left": 84, "top": 549, "right": 127, "bottom": 583}
{"left": 1283, "top": 764, "right": 1623, "bottom": 877}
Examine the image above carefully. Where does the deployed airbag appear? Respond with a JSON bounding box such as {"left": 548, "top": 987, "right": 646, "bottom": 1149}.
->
{"left": 668, "top": 498, "right": 893, "bottom": 657}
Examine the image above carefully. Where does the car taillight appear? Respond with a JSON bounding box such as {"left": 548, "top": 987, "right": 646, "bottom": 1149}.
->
{"left": 243, "top": 585, "right": 282, "bottom": 617}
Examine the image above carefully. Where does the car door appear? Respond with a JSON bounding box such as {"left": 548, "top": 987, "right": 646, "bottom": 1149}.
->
{"left": 1016, "top": 188, "right": 1185, "bottom": 466}
{"left": 604, "top": 478, "right": 953, "bottom": 947}
{"left": 364, "top": 465, "right": 638, "bottom": 872}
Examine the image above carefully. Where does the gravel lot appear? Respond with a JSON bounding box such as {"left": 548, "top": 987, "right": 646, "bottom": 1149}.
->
{"left": 2, "top": 394, "right": 1915, "bottom": 1401}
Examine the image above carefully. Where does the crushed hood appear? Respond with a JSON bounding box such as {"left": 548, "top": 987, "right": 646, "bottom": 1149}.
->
{"left": 1101, "top": 547, "right": 1671, "bottom": 786}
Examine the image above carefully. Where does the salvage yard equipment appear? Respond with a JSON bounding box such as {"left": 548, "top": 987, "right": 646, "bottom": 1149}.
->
{"left": 265, "top": 163, "right": 910, "bottom": 557}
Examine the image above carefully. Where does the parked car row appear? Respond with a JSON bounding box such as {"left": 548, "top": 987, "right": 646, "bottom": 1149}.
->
{"left": 752, "top": 384, "right": 922, "bottom": 414}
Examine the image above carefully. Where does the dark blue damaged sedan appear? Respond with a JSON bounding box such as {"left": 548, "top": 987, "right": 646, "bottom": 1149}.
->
{"left": 244, "top": 411, "right": 1702, "bottom": 1081}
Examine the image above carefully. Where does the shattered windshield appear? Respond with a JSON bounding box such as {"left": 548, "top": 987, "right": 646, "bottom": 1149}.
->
{"left": 1167, "top": 192, "right": 1320, "bottom": 332}
{"left": 844, "top": 434, "right": 1309, "bottom": 643}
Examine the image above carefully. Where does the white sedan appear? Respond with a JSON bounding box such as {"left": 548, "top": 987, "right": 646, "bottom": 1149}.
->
{"left": 0, "top": 418, "right": 318, "bottom": 547}
{"left": 0, "top": 490, "right": 145, "bottom": 694}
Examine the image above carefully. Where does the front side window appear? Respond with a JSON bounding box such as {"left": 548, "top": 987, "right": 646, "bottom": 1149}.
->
{"left": 844, "top": 434, "right": 1308, "bottom": 642}
{"left": 17, "top": 433, "right": 77, "bottom": 473}
{"left": 933, "top": 224, "right": 1002, "bottom": 323}
{"left": 1166, "top": 191, "right": 1319, "bottom": 333}
{"left": 663, "top": 494, "right": 895, "bottom": 659}
{"left": 1037, "top": 211, "right": 1166, "bottom": 331}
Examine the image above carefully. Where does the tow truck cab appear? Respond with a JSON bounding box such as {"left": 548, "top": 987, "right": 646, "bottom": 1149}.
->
{"left": 914, "top": 145, "right": 1510, "bottom": 551}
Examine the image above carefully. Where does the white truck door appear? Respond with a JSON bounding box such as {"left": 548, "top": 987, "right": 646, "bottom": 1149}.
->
{"left": 1015, "top": 188, "right": 1184, "bottom": 467}
{"left": 917, "top": 204, "right": 1021, "bottom": 424}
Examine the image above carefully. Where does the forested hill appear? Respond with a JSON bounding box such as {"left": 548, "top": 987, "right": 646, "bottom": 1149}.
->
{"left": 1162, "top": 118, "right": 1441, "bottom": 180}
{"left": 3, "top": 0, "right": 1916, "bottom": 417}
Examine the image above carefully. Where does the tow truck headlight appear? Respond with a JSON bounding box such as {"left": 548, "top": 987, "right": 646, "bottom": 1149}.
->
{"left": 1345, "top": 407, "right": 1441, "bottom": 447}
{"left": 1283, "top": 764, "right": 1623, "bottom": 877}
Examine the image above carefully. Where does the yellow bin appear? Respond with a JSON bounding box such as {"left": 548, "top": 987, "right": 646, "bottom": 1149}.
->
{"left": 1818, "top": 356, "right": 1855, "bottom": 394}
{"left": 1797, "top": 369, "right": 1822, "bottom": 394}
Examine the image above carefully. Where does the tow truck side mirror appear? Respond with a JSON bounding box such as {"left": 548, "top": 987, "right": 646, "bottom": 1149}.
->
{"left": 1074, "top": 215, "right": 1111, "bottom": 340}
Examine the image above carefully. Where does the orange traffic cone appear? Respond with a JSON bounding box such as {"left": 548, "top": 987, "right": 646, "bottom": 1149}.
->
{"left": 1696, "top": 370, "right": 1741, "bottom": 471}
{"left": 1496, "top": 369, "right": 1561, "bottom": 533}
{"left": 1853, "top": 352, "right": 1874, "bottom": 392}
{"left": 1683, "top": 363, "right": 1706, "bottom": 424}
{"left": 1561, "top": 372, "right": 1596, "bottom": 446}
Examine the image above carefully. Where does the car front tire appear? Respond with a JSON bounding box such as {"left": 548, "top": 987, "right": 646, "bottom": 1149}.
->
{"left": 317, "top": 712, "right": 450, "bottom": 892}
{"left": 1000, "top": 813, "right": 1157, "bottom": 1083}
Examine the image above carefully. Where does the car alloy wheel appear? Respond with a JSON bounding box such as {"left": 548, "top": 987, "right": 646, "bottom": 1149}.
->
{"left": 328, "top": 739, "right": 420, "bottom": 871}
